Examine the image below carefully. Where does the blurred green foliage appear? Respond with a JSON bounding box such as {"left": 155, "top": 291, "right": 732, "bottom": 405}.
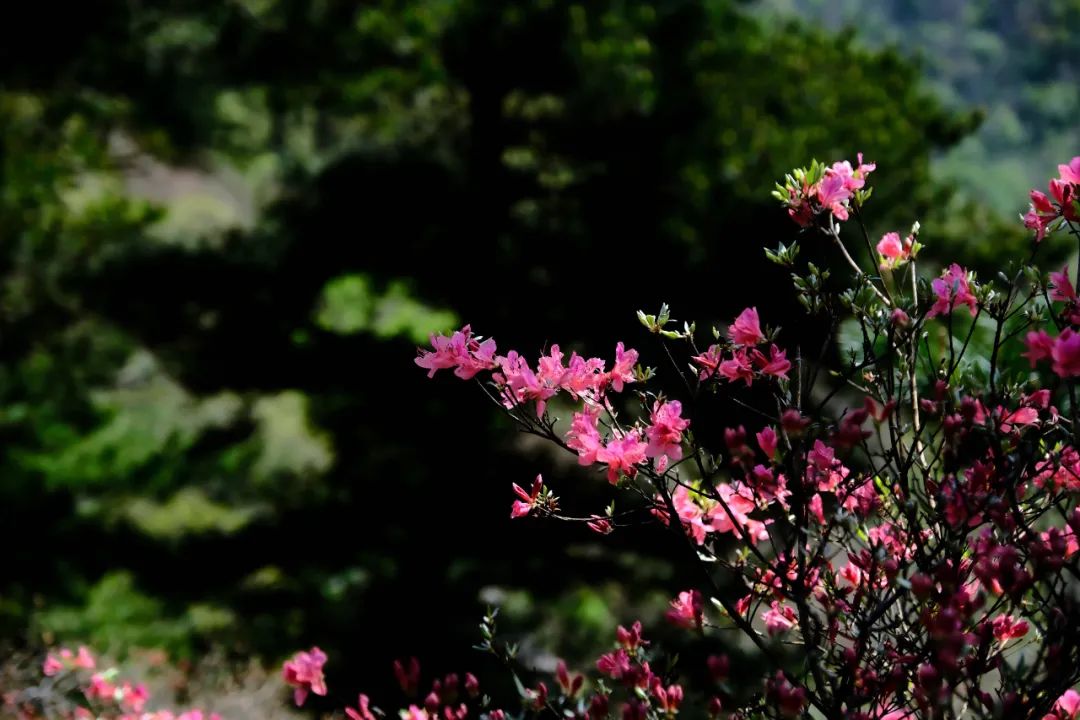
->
{"left": 752, "top": 0, "right": 1080, "bottom": 214}
{"left": 0, "top": 0, "right": 1036, "bottom": 702}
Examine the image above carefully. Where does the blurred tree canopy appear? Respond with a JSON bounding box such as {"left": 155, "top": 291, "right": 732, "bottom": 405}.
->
{"left": 0, "top": 0, "right": 1019, "bottom": 703}
{"left": 752, "top": 0, "right": 1080, "bottom": 212}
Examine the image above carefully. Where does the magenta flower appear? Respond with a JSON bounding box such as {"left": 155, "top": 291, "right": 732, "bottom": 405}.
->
{"left": 691, "top": 344, "right": 723, "bottom": 380}
{"left": 346, "top": 694, "right": 377, "bottom": 720}
{"left": 665, "top": 589, "right": 704, "bottom": 629}
{"left": 756, "top": 426, "right": 778, "bottom": 460}
{"left": 1059, "top": 157, "right": 1080, "bottom": 186}
{"left": 1051, "top": 266, "right": 1078, "bottom": 302}
{"left": 672, "top": 485, "right": 712, "bottom": 545}
{"left": 926, "top": 263, "right": 977, "bottom": 318}
{"left": 1023, "top": 330, "right": 1055, "bottom": 367}
{"left": 646, "top": 400, "right": 689, "bottom": 470}
{"left": 1050, "top": 689, "right": 1080, "bottom": 720}
{"left": 990, "top": 614, "right": 1029, "bottom": 644}
{"left": 565, "top": 406, "right": 603, "bottom": 466}
{"left": 510, "top": 474, "right": 543, "bottom": 519}
{"left": 763, "top": 601, "right": 796, "bottom": 636}
{"left": 1052, "top": 329, "right": 1080, "bottom": 378}
{"left": 597, "top": 431, "right": 648, "bottom": 484}
{"left": 876, "top": 231, "right": 913, "bottom": 270}
{"left": 814, "top": 173, "right": 852, "bottom": 221}
{"left": 282, "top": 647, "right": 328, "bottom": 706}
{"left": 719, "top": 349, "right": 754, "bottom": 386}
{"left": 729, "top": 307, "right": 765, "bottom": 346}
{"left": 752, "top": 344, "right": 791, "bottom": 380}
{"left": 608, "top": 342, "right": 638, "bottom": 393}
{"left": 415, "top": 325, "right": 497, "bottom": 379}
{"left": 1024, "top": 190, "right": 1059, "bottom": 241}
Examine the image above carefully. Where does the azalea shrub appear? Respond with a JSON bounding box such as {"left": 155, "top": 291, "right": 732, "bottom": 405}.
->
{"left": 15, "top": 156, "right": 1080, "bottom": 720}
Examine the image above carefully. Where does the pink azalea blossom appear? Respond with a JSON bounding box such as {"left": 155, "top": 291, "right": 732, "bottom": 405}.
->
{"left": 729, "top": 307, "right": 765, "bottom": 346}
{"left": 990, "top": 614, "right": 1029, "bottom": 643}
{"left": 763, "top": 601, "right": 796, "bottom": 636}
{"left": 752, "top": 345, "right": 791, "bottom": 380}
{"left": 665, "top": 589, "right": 704, "bottom": 629}
{"left": 1052, "top": 328, "right": 1080, "bottom": 378}
{"left": 597, "top": 430, "right": 648, "bottom": 484}
{"left": 608, "top": 342, "right": 638, "bottom": 393}
{"left": 493, "top": 350, "right": 556, "bottom": 416}
{"left": 645, "top": 400, "right": 690, "bottom": 470}
{"left": 346, "top": 694, "right": 377, "bottom": 720}
{"left": 1024, "top": 189, "right": 1059, "bottom": 241}
{"left": 511, "top": 474, "right": 543, "bottom": 518}
{"left": 719, "top": 349, "right": 755, "bottom": 386}
{"left": 756, "top": 426, "right": 778, "bottom": 460}
{"left": 927, "top": 264, "right": 977, "bottom": 318}
{"left": 1051, "top": 266, "right": 1078, "bottom": 303}
{"left": 672, "top": 486, "right": 712, "bottom": 545}
{"left": 565, "top": 406, "right": 603, "bottom": 465}
{"left": 691, "top": 344, "right": 723, "bottom": 380}
{"left": 876, "top": 232, "right": 913, "bottom": 270}
{"left": 1059, "top": 157, "right": 1080, "bottom": 186}
{"left": 43, "top": 654, "right": 64, "bottom": 676}
{"left": 415, "top": 325, "right": 497, "bottom": 380}
{"left": 282, "top": 647, "right": 328, "bottom": 706}
{"left": 1050, "top": 689, "right": 1080, "bottom": 720}
{"left": 1024, "top": 330, "right": 1055, "bottom": 367}
{"left": 596, "top": 649, "right": 632, "bottom": 679}
{"left": 561, "top": 352, "right": 607, "bottom": 398}
{"left": 814, "top": 173, "right": 852, "bottom": 221}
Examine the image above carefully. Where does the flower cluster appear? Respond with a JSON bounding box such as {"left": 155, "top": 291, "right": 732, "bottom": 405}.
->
{"left": 773, "top": 154, "right": 876, "bottom": 226}
{"left": 6, "top": 646, "right": 219, "bottom": 720}
{"left": 1024, "top": 157, "right": 1080, "bottom": 241}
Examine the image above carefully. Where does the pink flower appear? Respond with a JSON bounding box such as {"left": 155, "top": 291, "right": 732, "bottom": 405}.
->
{"left": 763, "top": 601, "right": 796, "bottom": 636}
{"left": 597, "top": 431, "right": 648, "bottom": 484}
{"left": 346, "top": 694, "right": 377, "bottom": 720}
{"left": 752, "top": 345, "right": 791, "bottom": 380}
{"left": 587, "top": 515, "right": 613, "bottom": 535}
{"left": 596, "top": 649, "right": 632, "bottom": 679}
{"left": 729, "top": 307, "right": 765, "bottom": 346}
{"left": 645, "top": 400, "right": 689, "bottom": 470}
{"left": 561, "top": 353, "right": 607, "bottom": 398}
{"left": 808, "top": 493, "right": 825, "bottom": 525}
{"left": 1024, "top": 330, "right": 1055, "bottom": 367}
{"left": 665, "top": 589, "right": 704, "bottom": 629}
{"left": 890, "top": 307, "right": 911, "bottom": 327}
{"left": 1051, "top": 689, "right": 1080, "bottom": 719}
{"left": 814, "top": 173, "right": 852, "bottom": 221}
{"left": 671, "top": 486, "right": 711, "bottom": 545}
{"left": 1024, "top": 190, "right": 1059, "bottom": 241}
{"left": 608, "top": 342, "right": 638, "bottom": 393}
{"left": 719, "top": 349, "right": 754, "bottom": 386}
{"left": 1050, "top": 266, "right": 1078, "bottom": 302}
{"left": 990, "top": 614, "right": 1029, "bottom": 643}
{"left": 691, "top": 344, "right": 723, "bottom": 380}
{"left": 1052, "top": 329, "right": 1080, "bottom": 378}
{"left": 43, "top": 654, "right": 64, "bottom": 676}
{"left": 493, "top": 351, "right": 556, "bottom": 417}
{"left": 765, "top": 671, "right": 807, "bottom": 718}
{"left": 1059, "top": 157, "right": 1080, "bottom": 186}
{"left": 566, "top": 406, "right": 603, "bottom": 465}
{"left": 85, "top": 673, "right": 116, "bottom": 702}
{"left": 927, "top": 264, "right": 977, "bottom": 318}
{"left": 282, "top": 647, "right": 328, "bottom": 706}
{"left": 877, "top": 232, "right": 912, "bottom": 270}
{"left": 415, "top": 325, "right": 497, "bottom": 380}
{"left": 511, "top": 475, "right": 544, "bottom": 519}
{"left": 756, "top": 426, "right": 778, "bottom": 460}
